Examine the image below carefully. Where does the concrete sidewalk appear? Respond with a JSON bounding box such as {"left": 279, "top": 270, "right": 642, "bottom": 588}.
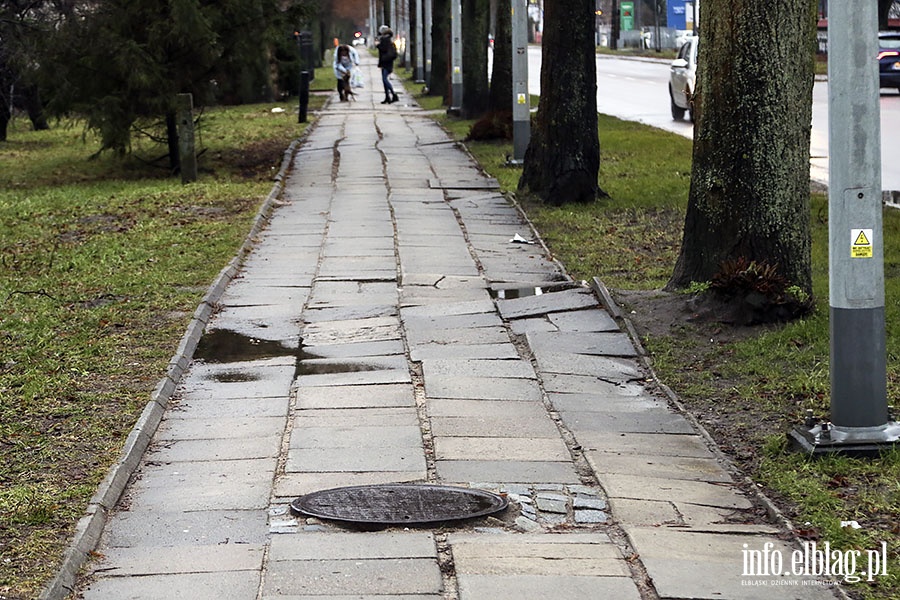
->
{"left": 71, "top": 55, "right": 840, "bottom": 600}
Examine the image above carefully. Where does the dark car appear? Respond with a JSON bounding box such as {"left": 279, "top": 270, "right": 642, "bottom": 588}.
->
{"left": 880, "top": 32, "right": 900, "bottom": 93}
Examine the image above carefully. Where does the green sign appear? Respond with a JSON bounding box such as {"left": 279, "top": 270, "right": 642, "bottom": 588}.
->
{"left": 621, "top": 1, "right": 634, "bottom": 31}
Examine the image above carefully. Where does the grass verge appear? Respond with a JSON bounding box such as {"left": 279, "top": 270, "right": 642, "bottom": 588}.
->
{"left": 409, "top": 78, "right": 900, "bottom": 600}
{"left": 0, "top": 89, "right": 325, "bottom": 598}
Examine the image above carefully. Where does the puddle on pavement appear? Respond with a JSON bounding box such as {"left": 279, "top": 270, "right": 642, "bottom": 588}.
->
{"left": 489, "top": 282, "right": 579, "bottom": 300}
{"left": 195, "top": 329, "right": 380, "bottom": 379}
{"left": 195, "top": 329, "right": 297, "bottom": 364}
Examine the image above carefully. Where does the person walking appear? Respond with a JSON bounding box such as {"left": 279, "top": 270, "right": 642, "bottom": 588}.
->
{"left": 333, "top": 44, "right": 359, "bottom": 102}
{"left": 376, "top": 26, "right": 399, "bottom": 104}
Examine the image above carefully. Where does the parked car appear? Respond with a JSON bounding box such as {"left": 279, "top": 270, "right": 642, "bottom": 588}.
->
{"left": 669, "top": 35, "right": 697, "bottom": 121}
{"left": 879, "top": 31, "right": 900, "bottom": 93}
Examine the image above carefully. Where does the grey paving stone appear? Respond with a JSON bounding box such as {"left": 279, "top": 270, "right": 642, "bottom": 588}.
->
{"left": 597, "top": 473, "right": 753, "bottom": 510}
{"left": 296, "top": 383, "right": 414, "bottom": 409}
{"left": 296, "top": 368, "right": 411, "bottom": 387}
{"left": 548, "top": 309, "right": 620, "bottom": 332}
{"left": 300, "top": 317, "right": 402, "bottom": 345}
{"left": 103, "top": 509, "right": 269, "bottom": 547}
{"left": 404, "top": 325, "right": 509, "bottom": 346}
{"left": 541, "top": 372, "right": 646, "bottom": 396}
{"left": 577, "top": 432, "right": 714, "bottom": 458}
{"left": 177, "top": 359, "right": 295, "bottom": 399}
{"left": 573, "top": 496, "right": 608, "bottom": 511}
{"left": 156, "top": 416, "right": 286, "bottom": 442}
{"left": 400, "top": 286, "right": 490, "bottom": 305}
{"left": 496, "top": 288, "right": 598, "bottom": 320}
{"left": 290, "top": 425, "right": 423, "bottom": 449}
{"left": 532, "top": 351, "right": 643, "bottom": 380}
{"left": 400, "top": 299, "right": 496, "bottom": 317}
{"left": 421, "top": 359, "right": 536, "bottom": 380}
{"left": 297, "top": 355, "right": 409, "bottom": 374}
{"left": 574, "top": 509, "right": 609, "bottom": 524}
{"left": 399, "top": 273, "right": 487, "bottom": 288}
{"left": 609, "top": 498, "right": 778, "bottom": 531}
{"left": 268, "top": 532, "right": 436, "bottom": 560}
{"left": 81, "top": 571, "right": 260, "bottom": 600}
{"left": 87, "top": 544, "right": 264, "bottom": 576}
{"left": 585, "top": 452, "right": 733, "bottom": 483}
{"left": 147, "top": 436, "right": 282, "bottom": 462}
{"left": 456, "top": 574, "right": 641, "bottom": 600}
{"left": 219, "top": 284, "right": 311, "bottom": 308}
{"left": 535, "top": 492, "right": 568, "bottom": 513}
{"left": 548, "top": 392, "right": 666, "bottom": 413}
{"left": 286, "top": 446, "right": 426, "bottom": 473}
{"left": 436, "top": 460, "right": 579, "bottom": 484}
{"left": 564, "top": 410, "right": 696, "bottom": 435}
{"left": 625, "top": 528, "right": 831, "bottom": 600}
{"left": 433, "top": 437, "right": 571, "bottom": 461}
{"left": 410, "top": 342, "right": 520, "bottom": 361}
{"left": 274, "top": 471, "right": 426, "bottom": 499}
{"left": 127, "top": 477, "right": 273, "bottom": 512}
{"left": 296, "top": 339, "right": 405, "bottom": 359}
{"left": 430, "top": 415, "right": 560, "bottom": 438}
{"left": 263, "top": 558, "right": 442, "bottom": 596}
{"left": 424, "top": 376, "right": 543, "bottom": 401}
{"left": 301, "top": 304, "right": 398, "bottom": 322}
{"left": 426, "top": 399, "right": 550, "bottom": 418}
{"left": 166, "top": 396, "right": 289, "bottom": 420}
{"left": 403, "top": 312, "right": 503, "bottom": 330}
{"left": 526, "top": 330, "right": 639, "bottom": 357}
{"left": 294, "top": 407, "right": 419, "bottom": 428}
{"left": 509, "top": 317, "right": 559, "bottom": 335}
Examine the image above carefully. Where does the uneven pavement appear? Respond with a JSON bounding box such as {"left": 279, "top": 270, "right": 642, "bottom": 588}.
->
{"left": 62, "top": 56, "right": 842, "bottom": 600}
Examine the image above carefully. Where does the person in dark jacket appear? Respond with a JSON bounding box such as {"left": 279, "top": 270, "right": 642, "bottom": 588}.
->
{"left": 376, "top": 25, "right": 399, "bottom": 104}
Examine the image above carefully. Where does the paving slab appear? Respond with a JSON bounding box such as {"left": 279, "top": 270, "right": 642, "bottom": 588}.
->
{"left": 540, "top": 372, "right": 646, "bottom": 396}
{"left": 430, "top": 415, "right": 561, "bottom": 438}
{"left": 404, "top": 325, "right": 509, "bottom": 346}
{"left": 263, "top": 558, "right": 442, "bottom": 596}
{"left": 81, "top": 571, "right": 260, "bottom": 600}
{"left": 547, "top": 392, "right": 666, "bottom": 413}
{"left": 436, "top": 460, "right": 578, "bottom": 484}
{"left": 273, "top": 471, "right": 426, "bottom": 499}
{"left": 400, "top": 299, "right": 496, "bottom": 317}
{"left": 166, "top": 396, "right": 289, "bottom": 420}
{"left": 496, "top": 288, "right": 598, "bottom": 320}
{"left": 86, "top": 544, "right": 264, "bottom": 576}
{"left": 532, "top": 351, "right": 643, "bottom": 380}
{"left": 597, "top": 473, "right": 753, "bottom": 510}
{"left": 577, "top": 432, "right": 714, "bottom": 458}
{"left": 295, "top": 368, "right": 411, "bottom": 387}
{"left": 525, "top": 330, "right": 639, "bottom": 357}
{"left": 103, "top": 509, "right": 269, "bottom": 547}
{"left": 290, "top": 425, "right": 423, "bottom": 449}
{"left": 410, "top": 342, "right": 520, "bottom": 361}
{"left": 296, "top": 339, "right": 405, "bottom": 359}
{"left": 586, "top": 452, "right": 733, "bottom": 483}
{"left": 155, "top": 416, "right": 286, "bottom": 441}
{"left": 424, "top": 375, "right": 543, "bottom": 401}
{"left": 564, "top": 410, "right": 696, "bottom": 435}
{"left": 301, "top": 304, "right": 398, "bottom": 323}
{"left": 296, "top": 383, "right": 414, "bottom": 409}
{"left": 433, "top": 437, "right": 571, "bottom": 461}
{"left": 286, "top": 446, "right": 426, "bottom": 473}
{"left": 293, "top": 407, "right": 420, "bottom": 428}
{"left": 269, "top": 532, "right": 436, "bottom": 560}
{"left": 297, "top": 354, "right": 409, "bottom": 374}
{"left": 547, "top": 309, "right": 619, "bottom": 332}
{"left": 147, "top": 436, "right": 282, "bottom": 462}
{"left": 426, "top": 399, "right": 551, "bottom": 418}
{"left": 421, "top": 358, "right": 536, "bottom": 379}
{"left": 455, "top": 574, "right": 642, "bottom": 600}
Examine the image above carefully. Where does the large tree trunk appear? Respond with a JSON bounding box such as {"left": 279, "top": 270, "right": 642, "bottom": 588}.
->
{"left": 667, "top": 0, "right": 816, "bottom": 308}
{"left": 461, "top": 0, "right": 490, "bottom": 118}
{"left": 429, "top": 0, "right": 450, "bottom": 100}
{"left": 488, "top": 0, "right": 511, "bottom": 112}
{"left": 518, "top": 0, "right": 599, "bottom": 205}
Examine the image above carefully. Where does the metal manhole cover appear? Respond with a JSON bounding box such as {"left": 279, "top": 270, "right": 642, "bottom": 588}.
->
{"left": 290, "top": 484, "right": 509, "bottom": 525}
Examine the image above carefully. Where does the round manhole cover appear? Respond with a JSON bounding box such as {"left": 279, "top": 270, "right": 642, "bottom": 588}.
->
{"left": 290, "top": 484, "right": 509, "bottom": 525}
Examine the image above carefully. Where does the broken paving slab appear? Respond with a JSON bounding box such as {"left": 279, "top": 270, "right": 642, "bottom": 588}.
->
{"left": 532, "top": 351, "right": 643, "bottom": 380}
{"left": 540, "top": 372, "right": 645, "bottom": 396}
{"left": 609, "top": 498, "right": 779, "bottom": 532}
{"left": 584, "top": 452, "right": 732, "bottom": 483}
{"left": 300, "top": 304, "right": 398, "bottom": 323}
{"left": 563, "top": 410, "right": 696, "bottom": 435}
{"left": 547, "top": 392, "right": 666, "bottom": 414}
{"left": 509, "top": 317, "right": 559, "bottom": 335}
{"left": 596, "top": 473, "right": 753, "bottom": 510}
{"left": 400, "top": 298, "right": 497, "bottom": 317}
{"left": 147, "top": 436, "right": 282, "bottom": 462}
{"left": 300, "top": 316, "right": 402, "bottom": 343}
{"left": 496, "top": 288, "right": 598, "bottom": 320}
{"left": 403, "top": 311, "right": 504, "bottom": 330}
{"left": 404, "top": 326, "right": 508, "bottom": 349}
{"left": 86, "top": 544, "right": 264, "bottom": 577}
{"left": 547, "top": 309, "right": 619, "bottom": 332}
{"left": 297, "top": 355, "right": 409, "bottom": 374}
{"left": 424, "top": 375, "right": 543, "bottom": 401}
{"left": 421, "top": 358, "right": 536, "bottom": 379}
{"left": 295, "top": 382, "right": 414, "bottom": 409}
{"left": 525, "top": 330, "right": 639, "bottom": 357}
{"left": 576, "top": 432, "right": 714, "bottom": 458}
{"left": 625, "top": 528, "right": 830, "bottom": 600}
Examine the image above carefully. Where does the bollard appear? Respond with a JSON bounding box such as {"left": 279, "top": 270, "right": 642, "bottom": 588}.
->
{"left": 298, "top": 71, "right": 310, "bottom": 123}
{"left": 176, "top": 93, "right": 197, "bottom": 184}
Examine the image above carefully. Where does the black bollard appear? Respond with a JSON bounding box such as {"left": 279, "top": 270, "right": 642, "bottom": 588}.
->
{"left": 298, "top": 71, "right": 310, "bottom": 123}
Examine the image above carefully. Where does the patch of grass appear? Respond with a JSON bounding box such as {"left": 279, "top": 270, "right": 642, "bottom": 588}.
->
{"left": 426, "top": 102, "right": 900, "bottom": 599}
{"left": 0, "top": 97, "right": 323, "bottom": 597}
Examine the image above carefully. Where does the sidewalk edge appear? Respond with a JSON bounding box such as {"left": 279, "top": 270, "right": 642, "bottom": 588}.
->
{"left": 38, "top": 131, "right": 314, "bottom": 600}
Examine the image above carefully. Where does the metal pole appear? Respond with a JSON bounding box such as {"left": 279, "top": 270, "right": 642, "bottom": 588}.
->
{"left": 424, "top": 0, "right": 433, "bottom": 86}
{"left": 789, "top": 0, "right": 900, "bottom": 455}
{"left": 450, "top": 0, "right": 463, "bottom": 112}
{"left": 415, "top": 0, "right": 425, "bottom": 81}
{"left": 510, "top": 0, "right": 530, "bottom": 163}
{"left": 370, "top": 0, "right": 377, "bottom": 48}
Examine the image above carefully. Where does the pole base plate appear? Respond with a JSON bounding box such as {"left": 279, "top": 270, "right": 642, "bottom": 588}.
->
{"left": 788, "top": 422, "right": 900, "bottom": 457}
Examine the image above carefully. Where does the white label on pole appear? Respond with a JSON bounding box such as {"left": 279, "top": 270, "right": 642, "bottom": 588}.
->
{"left": 851, "top": 228, "right": 873, "bottom": 258}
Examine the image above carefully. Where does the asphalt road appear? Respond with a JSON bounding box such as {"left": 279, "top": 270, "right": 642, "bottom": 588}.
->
{"left": 527, "top": 47, "right": 900, "bottom": 192}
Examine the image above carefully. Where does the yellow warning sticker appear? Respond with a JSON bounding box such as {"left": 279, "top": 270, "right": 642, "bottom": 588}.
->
{"left": 517, "top": 93, "right": 527, "bottom": 105}
{"left": 851, "top": 228, "right": 873, "bottom": 258}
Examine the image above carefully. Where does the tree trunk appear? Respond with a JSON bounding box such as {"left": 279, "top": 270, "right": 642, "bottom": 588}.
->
{"left": 429, "top": 0, "right": 450, "bottom": 100}
{"left": 461, "top": 0, "right": 490, "bottom": 118}
{"left": 488, "top": 0, "right": 512, "bottom": 112}
{"left": 166, "top": 111, "right": 180, "bottom": 174}
{"left": 23, "top": 85, "right": 49, "bottom": 131}
{"left": 518, "top": 0, "right": 600, "bottom": 205}
{"left": 667, "top": 0, "right": 816, "bottom": 305}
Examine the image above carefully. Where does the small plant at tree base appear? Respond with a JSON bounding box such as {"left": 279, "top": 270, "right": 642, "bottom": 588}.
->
{"left": 684, "top": 280, "right": 711, "bottom": 295}
{"left": 708, "top": 257, "right": 814, "bottom": 324}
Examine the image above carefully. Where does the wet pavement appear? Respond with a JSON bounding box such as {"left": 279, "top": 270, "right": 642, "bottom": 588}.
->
{"left": 65, "top": 55, "right": 841, "bottom": 600}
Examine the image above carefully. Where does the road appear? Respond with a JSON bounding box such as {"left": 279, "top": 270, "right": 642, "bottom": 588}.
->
{"left": 527, "top": 48, "right": 900, "bottom": 192}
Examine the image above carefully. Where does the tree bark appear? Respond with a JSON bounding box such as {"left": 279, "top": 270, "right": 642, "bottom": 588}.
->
{"left": 461, "top": 0, "right": 490, "bottom": 118}
{"left": 667, "top": 0, "right": 816, "bottom": 300}
{"left": 488, "top": 0, "right": 512, "bottom": 112}
{"left": 429, "top": 0, "right": 450, "bottom": 100}
{"left": 518, "top": 0, "right": 600, "bottom": 205}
